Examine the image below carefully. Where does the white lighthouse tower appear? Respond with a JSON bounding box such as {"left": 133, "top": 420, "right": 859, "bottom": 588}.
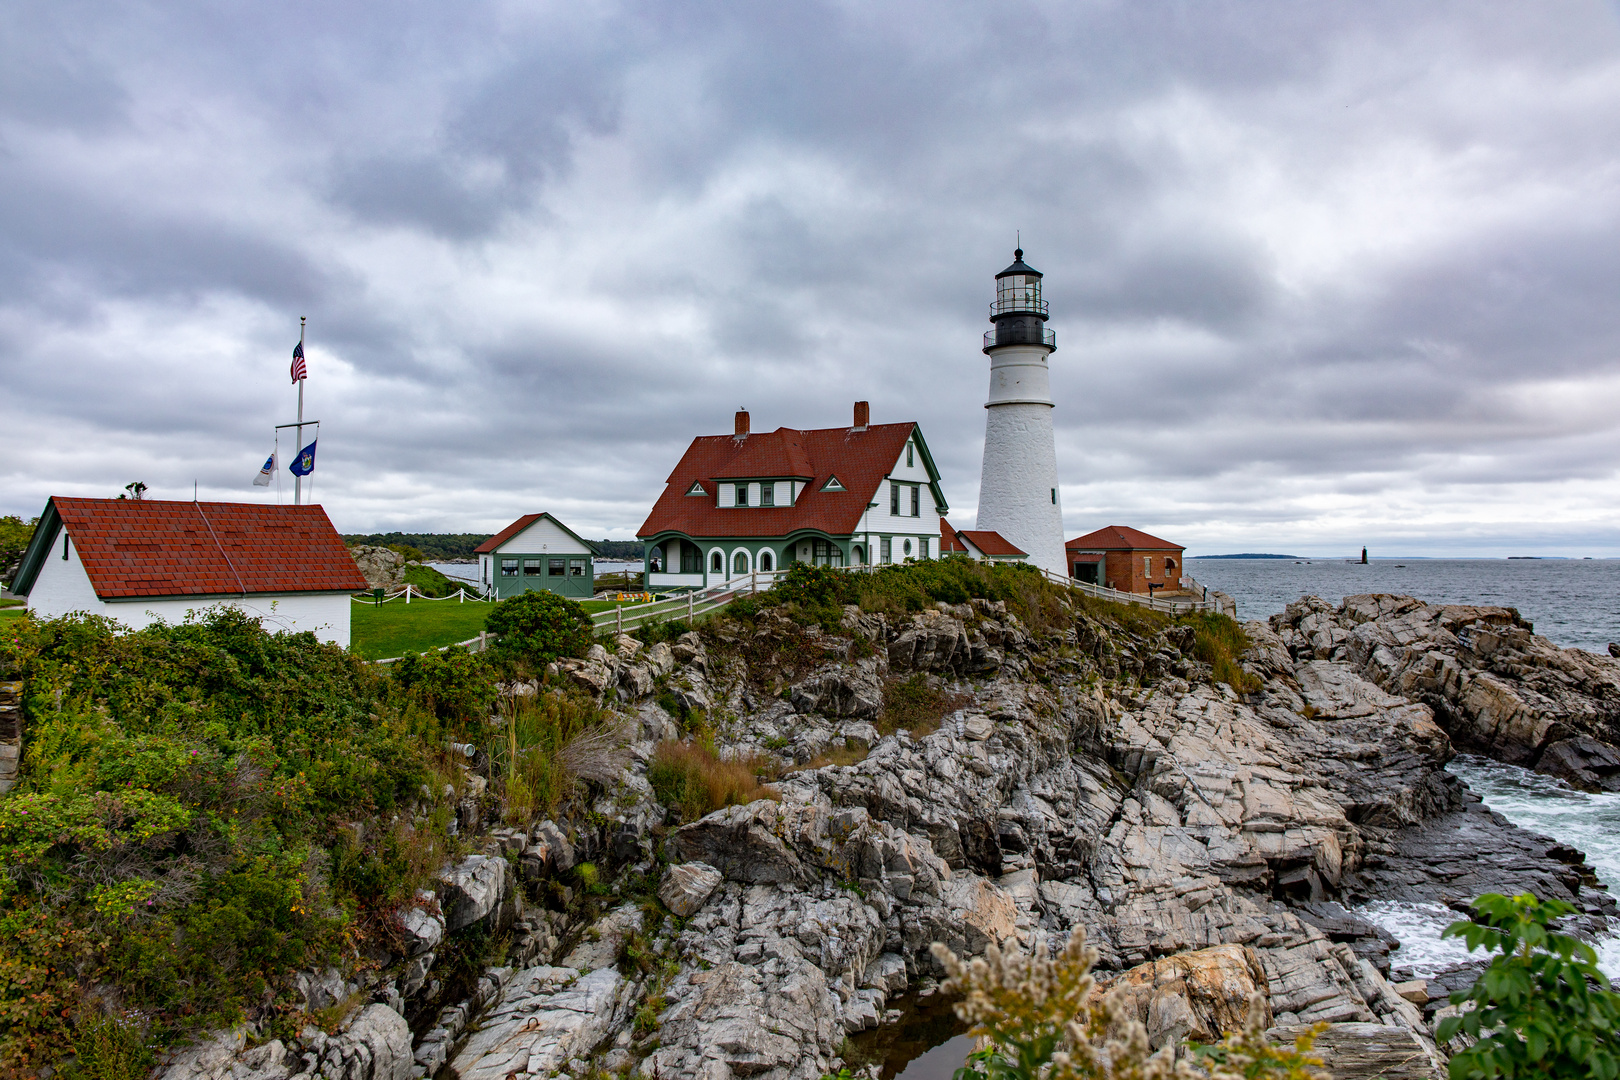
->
{"left": 975, "top": 249, "right": 1066, "bottom": 577}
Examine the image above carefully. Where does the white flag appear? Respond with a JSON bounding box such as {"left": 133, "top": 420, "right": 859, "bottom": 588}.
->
{"left": 253, "top": 451, "right": 277, "bottom": 486}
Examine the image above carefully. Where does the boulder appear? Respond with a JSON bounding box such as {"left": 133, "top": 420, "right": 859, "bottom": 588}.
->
{"left": 1536, "top": 734, "right": 1620, "bottom": 792}
{"left": 531, "top": 819, "right": 576, "bottom": 873}
{"left": 1269, "top": 1022, "right": 1443, "bottom": 1079}
{"left": 888, "top": 610, "right": 968, "bottom": 672}
{"left": 560, "top": 904, "right": 645, "bottom": 971}
{"left": 439, "top": 854, "right": 516, "bottom": 933}
{"left": 449, "top": 967, "right": 627, "bottom": 1080}
{"left": 292, "top": 967, "right": 354, "bottom": 1013}
{"left": 397, "top": 898, "right": 444, "bottom": 957}
{"left": 1103, "top": 944, "right": 1270, "bottom": 1050}
{"left": 350, "top": 545, "right": 404, "bottom": 591}
{"left": 668, "top": 802, "right": 809, "bottom": 884}
{"left": 659, "top": 861, "right": 724, "bottom": 917}
{"left": 791, "top": 658, "right": 885, "bottom": 718}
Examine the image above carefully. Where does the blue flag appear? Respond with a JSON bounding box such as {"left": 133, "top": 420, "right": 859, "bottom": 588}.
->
{"left": 289, "top": 439, "right": 317, "bottom": 476}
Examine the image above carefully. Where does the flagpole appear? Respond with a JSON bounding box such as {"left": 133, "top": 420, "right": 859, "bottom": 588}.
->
{"left": 295, "top": 316, "right": 305, "bottom": 505}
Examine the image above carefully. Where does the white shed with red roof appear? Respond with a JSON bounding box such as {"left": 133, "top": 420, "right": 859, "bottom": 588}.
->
{"left": 12, "top": 498, "right": 368, "bottom": 645}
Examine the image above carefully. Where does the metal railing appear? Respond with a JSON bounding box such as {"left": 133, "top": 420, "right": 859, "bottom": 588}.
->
{"left": 983, "top": 327, "right": 1057, "bottom": 350}
{"left": 990, "top": 296, "right": 1049, "bottom": 318}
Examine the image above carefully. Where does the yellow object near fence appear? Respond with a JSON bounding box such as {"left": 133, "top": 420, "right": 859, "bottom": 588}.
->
{"left": 614, "top": 592, "right": 654, "bottom": 603}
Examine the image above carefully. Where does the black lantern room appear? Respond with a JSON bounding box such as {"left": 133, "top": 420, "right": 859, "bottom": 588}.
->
{"left": 984, "top": 249, "right": 1056, "bottom": 354}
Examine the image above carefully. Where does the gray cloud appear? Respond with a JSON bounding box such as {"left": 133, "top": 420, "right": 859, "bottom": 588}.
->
{"left": 3, "top": 0, "right": 1620, "bottom": 557}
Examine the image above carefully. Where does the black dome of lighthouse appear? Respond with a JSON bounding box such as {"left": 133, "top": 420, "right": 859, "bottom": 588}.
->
{"left": 995, "top": 248, "right": 1042, "bottom": 279}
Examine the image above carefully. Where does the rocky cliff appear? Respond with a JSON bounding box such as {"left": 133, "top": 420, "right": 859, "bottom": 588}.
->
{"left": 165, "top": 591, "right": 1617, "bottom": 1080}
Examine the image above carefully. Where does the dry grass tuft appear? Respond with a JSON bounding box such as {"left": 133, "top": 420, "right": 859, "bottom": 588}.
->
{"left": 647, "top": 740, "right": 778, "bottom": 823}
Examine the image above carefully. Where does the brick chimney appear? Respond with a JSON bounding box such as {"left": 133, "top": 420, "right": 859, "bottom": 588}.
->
{"left": 852, "top": 401, "right": 869, "bottom": 430}
{"left": 734, "top": 408, "right": 750, "bottom": 438}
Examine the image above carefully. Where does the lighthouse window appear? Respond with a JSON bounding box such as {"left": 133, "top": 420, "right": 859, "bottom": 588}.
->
{"left": 1051, "top": 488, "right": 1056, "bottom": 504}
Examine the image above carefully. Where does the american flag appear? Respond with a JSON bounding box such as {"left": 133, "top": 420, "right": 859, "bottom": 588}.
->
{"left": 290, "top": 341, "right": 307, "bottom": 384}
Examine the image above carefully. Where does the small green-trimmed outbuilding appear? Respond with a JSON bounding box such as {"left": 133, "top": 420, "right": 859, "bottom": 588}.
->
{"left": 475, "top": 513, "right": 596, "bottom": 599}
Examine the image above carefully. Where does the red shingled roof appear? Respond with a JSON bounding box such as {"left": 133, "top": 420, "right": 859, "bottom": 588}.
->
{"left": 475, "top": 514, "right": 542, "bottom": 554}
{"left": 957, "top": 530, "right": 1026, "bottom": 557}
{"left": 938, "top": 519, "right": 1023, "bottom": 557}
{"left": 1066, "top": 525, "right": 1184, "bottom": 551}
{"left": 638, "top": 422, "right": 921, "bottom": 539}
{"left": 51, "top": 498, "right": 367, "bottom": 599}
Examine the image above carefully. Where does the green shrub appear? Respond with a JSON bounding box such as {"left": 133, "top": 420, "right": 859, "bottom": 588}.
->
{"left": 68, "top": 1013, "right": 152, "bottom": 1080}
{"left": 485, "top": 591, "right": 594, "bottom": 673}
{"left": 879, "top": 674, "right": 970, "bottom": 737}
{"left": 389, "top": 646, "right": 497, "bottom": 721}
{"left": 493, "top": 689, "right": 616, "bottom": 824}
{"left": 1438, "top": 892, "right": 1620, "bottom": 1079}
{"left": 0, "top": 608, "right": 461, "bottom": 1071}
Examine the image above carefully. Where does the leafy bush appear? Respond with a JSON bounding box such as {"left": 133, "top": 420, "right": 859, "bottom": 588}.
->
{"left": 484, "top": 591, "right": 594, "bottom": 673}
{"left": 930, "top": 926, "right": 1325, "bottom": 1080}
{"left": 1438, "top": 892, "right": 1620, "bottom": 1079}
{"left": 389, "top": 646, "right": 497, "bottom": 721}
{"left": 646, "top": 740, "right": 776, "bottom": 823}
{"left": 0, "top": 608, "right": 472, "bottom": 1071}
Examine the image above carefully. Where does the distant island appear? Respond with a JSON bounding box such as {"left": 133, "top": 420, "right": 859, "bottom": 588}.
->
{"left": 1189, "top": 553, "right": 1300, "bottom": 559}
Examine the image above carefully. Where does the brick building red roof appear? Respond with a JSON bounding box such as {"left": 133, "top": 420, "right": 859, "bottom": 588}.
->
{"left": 29, "top": 498, "right": 367, "bottom": 599}
{"left": 1066, "top": 525, "right": 1184, "bottom": 552}
{"left": 638, "top": 421, "right": 934, "bottom": 539}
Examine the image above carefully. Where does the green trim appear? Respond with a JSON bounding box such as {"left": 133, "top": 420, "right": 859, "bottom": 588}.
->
{"left": 11, "top": 499, "right": 60, "bottom": 596}
{"left": 907, "top": 425, "right": 951, "bottom": 515}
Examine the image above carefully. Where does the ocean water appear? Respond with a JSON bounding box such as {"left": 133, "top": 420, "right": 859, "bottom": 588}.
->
{"left": 1356, "top": 755, "right": 1620, "bottom": 981}
{"left": 1186, "top": 557, "right": 1620, "bottom": 653}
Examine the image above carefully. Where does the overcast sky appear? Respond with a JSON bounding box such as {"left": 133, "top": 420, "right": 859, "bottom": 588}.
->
{"left": 4, "top": 1, "right": 1620, "bottom": 556}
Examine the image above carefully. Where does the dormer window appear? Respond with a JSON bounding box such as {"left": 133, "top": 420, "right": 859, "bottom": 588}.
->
{"left": 686, "top": 481, "right": 706, "bottom": 496}
{"left": 736, "top": 484, "right": 749, "bottom": 507}
{"left": 821, "top": 475, "right": 845, "bottom": 492}
{"left": 760, "top": 483, "right": 774, "bottom": 507}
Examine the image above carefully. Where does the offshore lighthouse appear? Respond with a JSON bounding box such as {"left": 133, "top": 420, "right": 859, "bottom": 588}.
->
{"left": 974, "top": 249, "right": 1067, "bottom": 577}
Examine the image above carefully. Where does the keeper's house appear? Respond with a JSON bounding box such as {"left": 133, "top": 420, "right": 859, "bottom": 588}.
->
{"left": 638, "top": 402, "right": 946, "bottom": 590}
{"left": 1065, "top": 525, "right": 1186, "bottom": 595}
{"left": 475, "top": 513, "right": 596, "bottom": 600}
{"left": 12, "top": 498, "right": 368, "bottom": 645}
{"left": 938, "top": 519, "right": 1026, "bottom": 563}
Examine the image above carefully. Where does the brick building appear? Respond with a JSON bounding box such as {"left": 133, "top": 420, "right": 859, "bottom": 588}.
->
{"left": 1065, "top": 525, "right": 1186, "bottom": 596}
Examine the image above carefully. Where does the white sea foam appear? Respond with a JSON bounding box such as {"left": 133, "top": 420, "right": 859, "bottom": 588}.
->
{"left": 1355, "top": 757, "right": 1620, "bottom": 982}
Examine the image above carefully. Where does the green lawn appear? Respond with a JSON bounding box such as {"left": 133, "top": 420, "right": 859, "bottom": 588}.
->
{"left": 349, "top": 594, "right": 642, "bottom": 660}
{"left": 349, "top": 598, "right": 495, "bottom": 660}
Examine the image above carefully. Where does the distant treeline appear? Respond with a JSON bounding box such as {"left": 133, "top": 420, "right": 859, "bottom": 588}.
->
{"left": 342, "top": 532, "right": 644, "bottom": 560}
{"left": 592, "top": 539, "right": 645, "bottom": 559}
{"left": 342, "top": 532, "right": 492, "bottom": 559}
